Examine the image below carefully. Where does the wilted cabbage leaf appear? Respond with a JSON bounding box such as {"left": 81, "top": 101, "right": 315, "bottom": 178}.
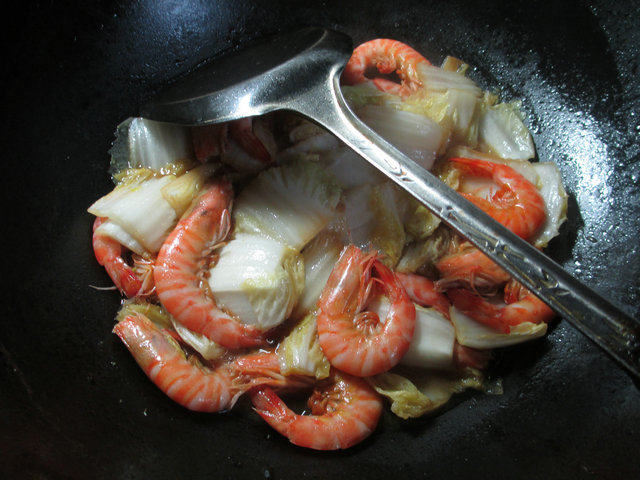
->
{"left": 293, "top": 230, "right": 343, "bottom": 318}
{"left": 343, "top": 183, "right": 406, "bottom": 267}
{"left": 531, "top": 162, "right": 568, "bottom": 248}
{"left": 368, "top": 367, "right": 491, "bottom": 419}
{"left": 450, "top": 306, "right": 548, "bottom": 349}
{"left": 234, "top": 160, "right": 341, "bottom": 251}
{"left": 277, "top": 312, "right": 330, "bottom": 379}
{"left": 478, "top": 102, "right": 535, "bottom": 160}
{"left": 88, "top": 174, "right": 178, "bottom": 253}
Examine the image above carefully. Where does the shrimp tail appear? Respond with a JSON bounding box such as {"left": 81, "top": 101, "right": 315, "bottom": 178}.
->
{"left": 252, "top": 387, "right": 293, "bottom": 424}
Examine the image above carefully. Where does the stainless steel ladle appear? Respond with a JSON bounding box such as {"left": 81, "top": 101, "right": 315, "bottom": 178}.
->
{"left": 142, "top": 27, "right": 640, "bottom": 378}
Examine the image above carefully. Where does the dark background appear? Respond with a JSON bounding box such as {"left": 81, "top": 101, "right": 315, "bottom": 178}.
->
{"left": 1, "top": 1, "right": 639, "bottom": 478}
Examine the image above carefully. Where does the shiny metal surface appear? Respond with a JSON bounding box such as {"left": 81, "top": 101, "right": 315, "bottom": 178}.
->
{"left": 144, "top": 28, "right": 640, "bottom": 378}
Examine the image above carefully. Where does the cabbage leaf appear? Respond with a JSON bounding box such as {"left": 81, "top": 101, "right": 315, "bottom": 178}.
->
{"left": 207, "top": 233, "right": 304, "bottom": 331}
{"left": 277, "top": 312, "right": 330, "bottom": 379}
{"left": 234, "top": 160, "right": 341, "bottom": 251}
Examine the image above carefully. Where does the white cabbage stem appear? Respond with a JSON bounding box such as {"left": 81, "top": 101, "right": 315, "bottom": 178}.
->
{"left": 207, "top": 233, "right": 304, "bottom": 332}
{"left": 357, "top": 104, "right": 448, "bottom": 171}
{"left": 88, "top": 175, "right": 178, "bottom": 253}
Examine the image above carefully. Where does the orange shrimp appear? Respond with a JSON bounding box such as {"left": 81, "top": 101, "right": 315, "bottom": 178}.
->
{"left": 154, "top": 180, "right": 266, "bottom": 349}
{"left": 114, "top": 313, "right": 242, "bottom": 411}
{"left": 316, "top": 246, "right": 416, "bottom": 377}
{"left": 342, "top": 39, "right": 430, "bottom": 97}
{"left": 447, "top": 279, "right": 555, "bottom": 333}
{"left": 435, "top": 245, "right": 511, "bottom": 291}
{"left": 92, "top": 217, "right": 152, "bottom": 297}
{"left": 251, "top": 370, "right": 383, "bottom": 450}
{"left": 453, "top": 342, "right": 490, "bottom": 370}
{"left": 448, "top": 157, "right": 546, "bottom": 240}
{"left": 114, "top": 313, "right": 308, "bottom": 412}
{"left": 436, "top": 157, "right": 546, "bottom": 289}
{"left": 396, "top": 272, "right": 451, "bottom": 318}
{"left": 229, "top": 118, "right": 273, "bottom": 164}
{"left": 191, "top": 123, "right": 229, "bottom": 162}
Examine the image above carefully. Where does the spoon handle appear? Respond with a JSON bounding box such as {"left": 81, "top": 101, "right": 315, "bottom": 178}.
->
{"left": 299, "top": 74, "right": 640, "bottom": 379}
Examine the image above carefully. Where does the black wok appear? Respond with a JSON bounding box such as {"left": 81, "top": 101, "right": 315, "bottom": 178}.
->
{"left": 2, "top": 1, "right": 639, "bottom": 478}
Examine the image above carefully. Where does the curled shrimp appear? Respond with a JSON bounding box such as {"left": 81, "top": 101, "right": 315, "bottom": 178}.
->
{"left": 251, "top": 370, "right": 383, "bottom": 450}
{"left": 436, "top": 157, "right": 546, "bottom": 289}
{"left": 92, "top": 217, "right": 152, "bottom": 298}
{"left": 316, "top": 245, "right": 416, "bottom": 377}
{"left": 342, "top": 39, "right": 429, "bottom": 97}
{"left": 154, "top": 180, "right": 265, "bottom": 349}
{"left": 449, "top": 157, "right": 546, "bottom": 240}
{"left": 447, "top": 279, "right": 555, "bottom": 333}
{"left": 114, "top": 313, "right": 309, "bottom": 412}
{"left": 395, "top": 272, "right": 451, "bottom": 318}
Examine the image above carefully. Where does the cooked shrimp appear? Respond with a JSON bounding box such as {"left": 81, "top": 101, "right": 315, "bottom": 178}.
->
{"left": 396, "top": 272, "right": 451, "bottom": 318}
{"left": 317, "top": 245, "right": 416, "bottom": 377}
{"left": 154, "top": 180, "right": 265, "bottom": 349}
{"left": 229, "top": 118, "right": 272, "bottom": 164}
{"left": 114, "top": 312, "right": 242, "bottom": 411}
{"left": 435, "top": 245, "right": 511, "bottom": 291}
{"left": 251, "top": 370, "right": 383, "bottom": 450}
{"left": 92, "top": 217, "right": 151, "bottom": 297}
{"left": 453, "top": 342, "right": 490, "bottom": 370}
{"left": 435, "top": 158, "right": 545, "bottom": 290}
{"left": 191, "top": 123, "right": 229, "bottom": 162}
{"left": 447, "top": 280, "right": 555, "bottom": 333}
{"left": 449, "top": 157, "right": 546, "bottom": 240}
{"left": 114, "top": 314, "right": 308, "bottom": 412}
{"left": 342, "top": 39, "right": 429, "bottom": 97}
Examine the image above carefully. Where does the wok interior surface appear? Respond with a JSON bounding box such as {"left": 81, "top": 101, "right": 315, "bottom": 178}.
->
{"left": 2, "top": 1, "right": 639, "bottom": 478}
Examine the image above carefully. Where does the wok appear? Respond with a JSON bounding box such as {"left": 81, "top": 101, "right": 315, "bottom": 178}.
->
{"left": 2, "top": 1, "right": 639, "bottom": 478}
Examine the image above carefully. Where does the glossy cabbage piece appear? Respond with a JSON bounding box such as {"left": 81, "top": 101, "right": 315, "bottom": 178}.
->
{"left": 531, "top": 162, "right": 568, "bottom": 248}
{"left": 368, "top": 368, "right": 494, "bottom": 419}
{"left": 207, "top": 233, "right": 304, "bottom": 332}
{"left": 233, "top": 160, "right": 341, "bottom": 251}
{"left": 293, "top": 230, "right": 343, "bottom": 319}
{"left": 342, "top": 182, "right": 406, "bottom": 267}
{"left": 88, "top": 174, "right": 177, "bottom": 253}
{"left": 109, "top": 117, "right": 194, "bottom": 175}
{"left": 356, "top": 104, "right": 449, "bottom": 171}
{"left": 450, "top": 306, "right": 548, "bottom": 349}
{"left": 367, "top": 296, "right": 456, "bottom": 370}
{"left": 277, "top": 312, "right": 330, "bottom": 379}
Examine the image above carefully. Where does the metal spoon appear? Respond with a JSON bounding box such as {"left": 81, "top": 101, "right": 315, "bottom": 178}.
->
{"left": 141, "top": 27, "right": 640, "bottom": 378}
